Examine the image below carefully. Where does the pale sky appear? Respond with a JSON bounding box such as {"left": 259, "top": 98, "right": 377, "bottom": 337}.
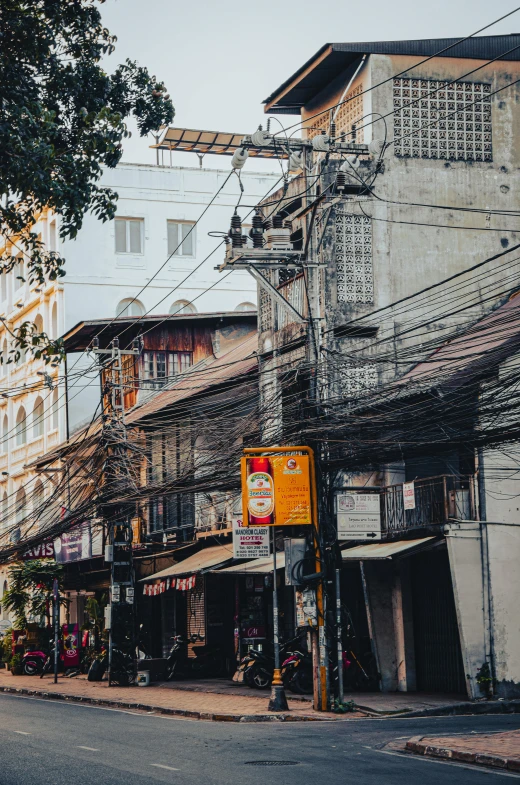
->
{"left": 101, "top": 0, "right": 519, "bottom": 171}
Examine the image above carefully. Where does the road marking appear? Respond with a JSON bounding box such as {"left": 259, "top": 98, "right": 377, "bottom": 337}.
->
{"left": 151, "top": 764, "right": 180, "bottom": 771}
{"left": 13, "top": 731, "right": 31, "bottom": 735}
{"left": 373, "top": 748, "right": 520, "bottom": 778}
{"left": 77, "top": 746, "right": 99, "bottom": 752}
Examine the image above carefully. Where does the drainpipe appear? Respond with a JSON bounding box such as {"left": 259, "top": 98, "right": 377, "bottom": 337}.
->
{"left": 477, "top": 447, "right": 495, "bottom": 694}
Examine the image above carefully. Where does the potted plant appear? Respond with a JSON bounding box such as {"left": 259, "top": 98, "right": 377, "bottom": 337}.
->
{"left": 9, "top": 653, "right": 23, "bottom": 675}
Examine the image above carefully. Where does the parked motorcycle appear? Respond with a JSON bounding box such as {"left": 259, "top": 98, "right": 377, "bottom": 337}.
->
{"left": 22, "top": 647, "right": 48, "bottom": 676}
{"left": 165, "top": 635, "right": 224, "bottom": 680}
{"left": 239, "top": 636, "right": 304, "bottom": 690}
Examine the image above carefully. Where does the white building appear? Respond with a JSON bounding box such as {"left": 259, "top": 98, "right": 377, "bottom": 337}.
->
{"left": 0, "top": 162, "right": 278, "bottom": 618}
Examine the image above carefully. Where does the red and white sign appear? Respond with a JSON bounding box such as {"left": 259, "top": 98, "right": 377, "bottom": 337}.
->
{"left": 21, "top": 541, "right": 55, "bottom": 560}
{"left": 403, "top": 482, "right": 416, "bottom": 510}
{"left": 233, "top": 525, "right": 270, "bottom": 559}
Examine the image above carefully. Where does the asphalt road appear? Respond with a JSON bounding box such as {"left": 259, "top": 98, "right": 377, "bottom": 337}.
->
{"left": 0, "top": 693, "right": 519, "bottom": 784}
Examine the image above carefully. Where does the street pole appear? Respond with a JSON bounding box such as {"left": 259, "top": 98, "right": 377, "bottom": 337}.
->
{"left": 53, "top": 578, "right": 59, "bottom": 684}
{"left": 268, "top": 526, "right": 288, "bottom": 712}
{"left": 336, "top": 568, "right": 344, "bottom": 704}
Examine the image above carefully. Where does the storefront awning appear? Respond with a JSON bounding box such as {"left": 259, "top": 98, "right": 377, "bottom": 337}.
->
{"left": 341, "top": 537, "right": 436, "bottom": 560}
{"left": 140, "top": 544, "right": 234, "bottom": 582}
{"left": 212, "top": 553, "right": 286, "bottom": 575}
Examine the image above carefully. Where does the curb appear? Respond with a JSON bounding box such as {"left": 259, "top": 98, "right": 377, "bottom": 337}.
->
{"left": 405, "top": 735, "right": 520, "bottom": 772}
{"left": 0, "top": 685, "right": 338, "bottom": 723}
{"left": 397, "top": 699, "right": 520, "bottom": 718}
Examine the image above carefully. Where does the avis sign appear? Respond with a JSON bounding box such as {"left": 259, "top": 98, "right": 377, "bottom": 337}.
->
{"left": 233, "top": 525, "right": 270, "bottom": 559}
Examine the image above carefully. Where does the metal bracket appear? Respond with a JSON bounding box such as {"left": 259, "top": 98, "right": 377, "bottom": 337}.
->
{"left": 246, "top": 266, "right": 307, "bottom": 325}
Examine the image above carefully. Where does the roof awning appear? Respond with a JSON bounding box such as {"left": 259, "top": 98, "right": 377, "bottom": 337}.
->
{"left": 212, "top": 553, "right": 286, "bottom": 575}
{"left": 341, "top": 537, "right": 436, "bottom": 560}
{"left": 140, "top": 544, "right": 234, "bottom": 582}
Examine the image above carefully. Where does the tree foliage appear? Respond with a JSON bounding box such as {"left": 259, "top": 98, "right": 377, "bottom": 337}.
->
{"left": 2, "top": 559, "right": 64, "bottom": 629}
{"left": 0, "top": 0, "right": 174, "bottom": 358}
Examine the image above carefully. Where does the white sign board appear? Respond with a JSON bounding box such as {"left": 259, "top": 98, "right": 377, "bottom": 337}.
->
{"left": 403, "top": 481, "right": 416, "bottom": 510}
{"left": 233, "top": 526, "right": 270, "bottom": 559}
{"left": 336, "top": 492, "right": 381, "bottom": 540}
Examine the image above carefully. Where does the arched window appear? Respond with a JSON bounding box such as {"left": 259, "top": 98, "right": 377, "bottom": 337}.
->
{"left": 2, "top": 579, "right": 8, "bottom": 620}
{"left": 1, "top": 414, "right": 7, "bottom": 453}
{"left": 51, "top": 389, "right": 59, "bottom": 431}
{"left": 169, "top": 300, "right": 196, "bottom": 316}
{"left": 15, "top": 407, "right": 27, "bottom": 446}
{"left": 15, "top": 344, "right": 26, "bottom": 366}
{"left": 234, "top": 302, "right": 256, "bottom": 312}
{"left": 51, "top": 302, "right": 58, "bottom": 339}
{"left": 34, "top": 313, "right": 43, "bottom": 335}
{"left": 33, "top": 481, "right": 44, "bottom": 528}
{"left": 14, "top": 487, "right": 26, "bottom": 541}
{"left": 1, "top": 491, "right": 8, "bottom": 534}
{"left": 116, "top": 299, "right": 145, "bottom": 318}
{"left": 33, "top": 397, "right": 44, "bottom": 438}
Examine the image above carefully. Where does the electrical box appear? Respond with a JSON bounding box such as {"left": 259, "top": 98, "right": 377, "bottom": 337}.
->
{"left": 104, "top": 606, "right": 111, "bottom": 630}
{"left": 104, "top": 544, "right": 114, "bottom": 562}
{"left": 111, "top": 584, "right": 120, "bottom": 603}
{"left": 284, "top": 538, "right": 307, "bottom": 586}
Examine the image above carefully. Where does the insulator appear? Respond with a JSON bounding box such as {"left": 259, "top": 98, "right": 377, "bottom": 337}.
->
{"left": 231, "top": 147, "right": 249, "bottom": 170}
{"left": 241, "top": 235, "right": 248, "bottom": 246}
{"left": 336, "top": 172, "right": 346, "bottom": 192}
{"left": 112, "top": 337, "right": 119, "bottom": 348}
{"left": 230, "top": 212, "right": 243, "bottom": 248}
{"left": 330, "top": 121, "right": 336, "bottom": 139}
{"left": 369, "top": 138, "right": 385, "bottom": 158}
{"left": 251, "top": 212, "right": 264, "bottom": 249}
{"left": 251, "top": 128, "right": 271, "bottom": 147}
{"left": 263, "top": 218, "right": 272, "bottom": 232}
{"left": 312, "top": 133, "right": 330, "bottom": 152}
{"left": 340, "top": 155, "right": 360, "bottom": 172}
{"left": 288, "top": 150, "right": 303, "bottom": 174}
{"left": 272, "top": 214, "right": 283, "bottom": 229}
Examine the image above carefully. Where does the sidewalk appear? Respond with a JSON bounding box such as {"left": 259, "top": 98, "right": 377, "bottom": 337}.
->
{"left": 406, "top": 730, "right": 520, "bottom": 772}
{"left": 0, "top": 671, "right": 352, "bottom": 722}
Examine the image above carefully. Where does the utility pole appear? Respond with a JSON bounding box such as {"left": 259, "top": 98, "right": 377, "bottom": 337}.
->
{"left": 53, "top": 577, "right": 59, "bottom": 684}
{"left": 91, "top": 335, "right": 141, "bottom": 685}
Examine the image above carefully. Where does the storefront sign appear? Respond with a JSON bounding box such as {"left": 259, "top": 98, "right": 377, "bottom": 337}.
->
{"left": 233, "top": 525, "right": 270, "bottom": 559}
{"left": 336, "top": 490, "right": 381, "bottom": 540}
{"left": 21, "top": 541, "right": 55, "bottom": 560}
{"left": 61, "top": 623, "right": 80, "bottom": 667}
{"left": 241, "top": 455, "right": 312, "bottom": 527}
{"left": 403, "top": 481, "right": 416, "bottom": 510}
{"left": 54, "top": 521, "right": 102, "bottom": 563}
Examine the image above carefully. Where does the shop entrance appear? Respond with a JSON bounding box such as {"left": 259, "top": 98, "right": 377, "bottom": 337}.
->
{"left": 411, "top": 548, "right": 466, "bottom": 694}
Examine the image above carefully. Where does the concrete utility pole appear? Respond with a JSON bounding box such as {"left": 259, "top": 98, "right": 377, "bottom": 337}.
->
{"left": 91, "top": 336, "right": 141, "bottom": 685}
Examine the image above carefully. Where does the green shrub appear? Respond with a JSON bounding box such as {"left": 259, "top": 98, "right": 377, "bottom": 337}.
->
{"left": 9, "top": 653, "right": 23, "bottom": 675}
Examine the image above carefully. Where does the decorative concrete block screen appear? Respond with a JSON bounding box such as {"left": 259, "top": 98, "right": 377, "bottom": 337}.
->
{"left": 306, "top": 83, "right": 364, "bottom": 142}
{"left": 341, "top": 364, "right": 378, "bottom": 397}
{"left": 335, "top": 212, "right": 374, "bottom": 304}
{"left": 393, "top": 78, "right": 492, "bottom": 162}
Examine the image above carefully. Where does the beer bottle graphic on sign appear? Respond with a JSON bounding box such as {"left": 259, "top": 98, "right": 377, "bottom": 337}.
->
{"left": 246, "top": 457, "right": 275, "bottom": 525}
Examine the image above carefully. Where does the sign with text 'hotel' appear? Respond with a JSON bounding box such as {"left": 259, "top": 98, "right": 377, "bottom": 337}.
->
{"left": 232, "top": 525, "right": 270, "bottom": 559}
{"left": 336, "top": 490, "right": 382, "bottom": 540}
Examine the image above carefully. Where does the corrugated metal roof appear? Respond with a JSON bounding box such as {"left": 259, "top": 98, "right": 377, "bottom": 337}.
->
{"left": 126, "top": 333, "right": 258, "bottom": 424}
{"left": 211, "top": 552, "right": 285, "bottom": 575}
{"left": 396, "top": 293, "right": 520, "bottom": 391}
{"left": 341, "top": 537, "right": 436, "bottom": 560}
{"left": 265, "top": 35, "right": 520, "bottom": 113}
{"left": 140, "top": 544, "right": 234, "bottom": 581}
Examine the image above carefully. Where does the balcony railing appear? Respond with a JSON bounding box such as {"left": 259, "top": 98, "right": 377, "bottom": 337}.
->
{"left": 380, "top": 474, "right": 475, "bottom": 535}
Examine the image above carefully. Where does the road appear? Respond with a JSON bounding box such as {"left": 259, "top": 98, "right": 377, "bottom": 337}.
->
{"left": 0, "top": 693, "right": 519, "bottom": 784}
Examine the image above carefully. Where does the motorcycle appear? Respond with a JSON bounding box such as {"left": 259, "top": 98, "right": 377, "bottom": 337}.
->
{"left": 22, "top": 647, "right": 48, "bottom": 676}
{"left": 165, "top": 635, "right": 224, "bottom": 680}
{"left": 239, "top": 636, "right": 304, "bottom": 690}
{"left": 281, "top": 647, "right": 313, "bottom": 694}
{"left": 87, "top": 645, "right": 136, "bottom": 685}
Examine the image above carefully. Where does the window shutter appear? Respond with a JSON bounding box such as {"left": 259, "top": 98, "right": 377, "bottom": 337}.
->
{"left": 115, "top": 219, "right": 127, "bottom": 253}
{"left": 167, "top": 222, "right": 179, "bottom": 256}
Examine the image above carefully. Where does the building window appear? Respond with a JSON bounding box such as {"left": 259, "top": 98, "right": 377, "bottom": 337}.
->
{"left": 116, "top": 298, "right": 145, "bottom": 318}
{"left": 169, "top": 300, "right": 196, "bottom": 315}
{"left": 33, "top": 481, "right": 44, "bottom": 528}
{"left": 2, "top": 414, "right": 8, "bottom": 453}
{"left": 15, "top": 407, "right": 27, "bottom": 446}
{"left": 13, "top": 255, "right": 24, "bottom": 291}
{"left": 235, "top": 302, "right": 256, "bottom": 312}
{"left": 51, "top": 303, "right": 58, "bottom": 339}
{"left": 15, "top": 487, "right": 26, "bottom": 526}
{"left": 115, "top": 217, "right": 144, "bottom": 254}
{"left": 335, "top": 212, "right": 373, "bottom": 304}
{"left": 393, "top": 78, "right": 492, "bottom": 162}
{"left": 167, "top": 221, "right": 195, "bottom": 257}
{"left": 0, "top": 273, "right": 7, "bottom": 303}
{"left": 142, "top": 351, "right": 192, "bottom": 389}
{"left": 49, "top": 220, "right": 57, "bottom": 252}
{"left": 33, "top": 397, "right": 44, "bottom": 438}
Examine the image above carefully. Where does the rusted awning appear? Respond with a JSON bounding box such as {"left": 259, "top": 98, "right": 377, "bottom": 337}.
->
{"left": 341, "top": 537, "right": 437, "bottom": 560}
{"left": 151, "top": 126, "right": 292, "bottom": 158}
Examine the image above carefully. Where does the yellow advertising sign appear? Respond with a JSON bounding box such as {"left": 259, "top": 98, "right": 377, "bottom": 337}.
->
{"left": 241, "top": 454, "right": 312, "bottom": 526}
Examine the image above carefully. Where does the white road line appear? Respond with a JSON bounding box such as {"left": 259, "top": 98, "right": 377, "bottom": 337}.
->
{"left": 373, "top": 748, "right": 520, "bottom": 778}
{"left": 151, "top": 764, "right": 180, "bottom": 771}
{"left": 77, "top": 746, "right": 99, "bottom": 752}
{"left": 13, "top": 731, "right": 31, "bottom": 735}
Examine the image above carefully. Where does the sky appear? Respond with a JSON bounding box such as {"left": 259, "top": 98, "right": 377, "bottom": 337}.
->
{"left": 100, "top": 0, "right": 519, "bottom": 171}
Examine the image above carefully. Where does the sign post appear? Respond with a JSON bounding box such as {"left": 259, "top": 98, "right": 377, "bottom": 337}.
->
{"left": 242, "top": 446, "right": 328, "bottom": 712}
{"left": 52, "top": 578, "right": 59, "bottom": 684}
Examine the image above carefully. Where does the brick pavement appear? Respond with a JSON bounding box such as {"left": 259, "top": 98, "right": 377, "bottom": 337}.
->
{"left": 406, "top": 730, "right": 520, "bottom": 771}
{"left": 0, "top": 671, "right": 353, "bottom": 721}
